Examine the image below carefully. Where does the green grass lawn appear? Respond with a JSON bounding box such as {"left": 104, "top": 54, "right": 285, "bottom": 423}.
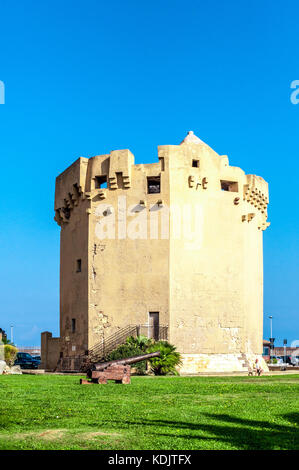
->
{"left": 0, "top": 374, "right": 298, "bottom": 450}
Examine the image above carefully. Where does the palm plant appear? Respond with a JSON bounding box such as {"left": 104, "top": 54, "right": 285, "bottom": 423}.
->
{"left": 146, "top": 341, "right": 182, "bottom": 375}
{"left": 125, "top": 335, "right": 153, "bottom": 351}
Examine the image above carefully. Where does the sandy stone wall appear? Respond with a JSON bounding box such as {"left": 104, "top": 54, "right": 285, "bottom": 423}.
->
{"left": 41, "top": 332, "right": 61, "bottom": 371}
{"left": 180, "top": 353, "right": 269, "bottom": 374}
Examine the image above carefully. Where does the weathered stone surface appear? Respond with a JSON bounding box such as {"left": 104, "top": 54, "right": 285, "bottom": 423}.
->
{"left": 0, "top": 360, "right": 6, "bottom": 375}
{"left": 0, "top": 362, "right": 22, "bottom": 375}
{"left": 180, "top": 354, "right": 269, "bottom": 374}
{"left": 9, "top": 365, "right": 22, "bottom": 375}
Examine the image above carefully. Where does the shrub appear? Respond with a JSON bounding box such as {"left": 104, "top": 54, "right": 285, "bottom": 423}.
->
{"left": 125, "top": 335, "right": 153, "bottom": 351}
{"left": 104, "top": 337, "right": 182, "bottom": 376}
{"left": 4, "top": 344, "right": 18, "bottom": 366}
{"left": 146, "top": 341, "right": 182, "bottom": 375}
{"left": 105, "top": 341, "right": 146, "bottom": 374}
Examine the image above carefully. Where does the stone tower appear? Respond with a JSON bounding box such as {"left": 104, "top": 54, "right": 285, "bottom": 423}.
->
{"left": 41, "top": 132, "right": 270, "bottom": 373}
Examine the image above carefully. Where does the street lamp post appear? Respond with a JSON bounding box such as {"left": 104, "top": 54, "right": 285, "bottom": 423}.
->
{"left": 10, "top": 325, "right": 13, "bottom": 344}
{"left": 283, "top": 339, "right": 287, "bottom": 365}
{"left": 269, "top": 316, "right": 274, "bottom": 364}
{"left": 269, "top": 316, "right": 273, "bottom": 339}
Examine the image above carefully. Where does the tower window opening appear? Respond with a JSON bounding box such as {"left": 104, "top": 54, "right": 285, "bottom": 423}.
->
{"left": 221, "top": 180, "right": 238, "bottom": 192}
{"left": 147, "top": 176, "right": 160, "bottom": 194}
{"left": 149, "top": 312, "right": 159, "bottom": 340}
{"left": 95, "top": 175, "right": 107, "bottom": 189}
{"left": 76, "top": 259, "right": 82, "bottom": 272}
{"left": 71, "top": 318, "right": 76, "bottom": 333}
{"left": 116, "top": 172, "right": 123, "bottom": 188}
{"left": 192, "top": 159, "right": 199, "bottom": 168}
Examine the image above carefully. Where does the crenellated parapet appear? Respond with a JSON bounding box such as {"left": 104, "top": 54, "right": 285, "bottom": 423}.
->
{"left": 109, "top": 149, "right": 134, "bottom": 190}
{"left": 54, "top": 134, "right": 270, "bottom": 233}
{"left": 54, "top": 150, "right": 135, "bottom": 226}
{"left": 54, "top": 157, "right": 88, "bottom": 226}
{"left": 243, "top": 174, "right": 270, "bottom": 230}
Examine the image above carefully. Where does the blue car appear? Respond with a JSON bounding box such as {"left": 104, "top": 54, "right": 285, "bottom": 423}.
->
{"left": 14, "top": 352, "right": 40, "bottom": 369}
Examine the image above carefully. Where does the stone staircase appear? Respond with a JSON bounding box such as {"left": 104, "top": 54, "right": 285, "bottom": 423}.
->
{"left": 56, "top": 324, "right": 168, "bottom": 372}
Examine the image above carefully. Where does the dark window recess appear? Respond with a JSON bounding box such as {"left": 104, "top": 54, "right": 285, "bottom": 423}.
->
{"left": 116, "top": 172, "right": 123, "bottom": 188}
{"left": 71, "top": 319, "right": 76, "bottom": 333}
{"left": 147, "top": 176, "right": 161, "bottom": 194}
{"left": 62, "top": 207, "right": 70, "bottom": 219}
{"left": 192, "top": 159, "right": 199, "bottom": 168}
{"left": 95, "top": 175, "right": 108, "bottom": 189}
{"left": 221, "top": 180, "right": 238, "bottom": 192}
{"left": 76, "top": 259, "right": 81, "bottom": 272}
{"left": 149, "top": 312, "right": 159, "bottom": 340}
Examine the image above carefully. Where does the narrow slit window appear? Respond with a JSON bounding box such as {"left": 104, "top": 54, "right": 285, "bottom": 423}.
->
{"left": 192, "top": 159, "right": 199, "bottom": 168}
{"left": 71, "top": 319, "right": 76, "bottom": 333}
{"left": 76, "top": 259, "right": 81, "bottom": 272}
{"left": 95, "top": 175, "right": 107, "bottom": 189}
{"left": 147, "top": 176, "right": 160, "bottom": 194}
{"left": 116, "top": 172, "right": 123, "bottom": 189}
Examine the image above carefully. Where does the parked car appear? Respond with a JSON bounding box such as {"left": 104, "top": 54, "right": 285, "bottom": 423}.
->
{"left": 32, "top": 355, "right": 41, "bottom": 361}
{"left": 14, "top": 352, "right": 40, "bottom": 369}
{"left": 283, "top": 355, "right": 295, "bottom": 366}
{"left": 290, "top": 355, "right": 299, "bottom": 366}
{"left": 277, "top": 355, "right": 298, "bottom": 366}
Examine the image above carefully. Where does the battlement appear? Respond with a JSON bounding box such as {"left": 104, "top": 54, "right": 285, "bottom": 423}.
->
{"left": 54, "top": 132, "right": 269, "bottom": 232}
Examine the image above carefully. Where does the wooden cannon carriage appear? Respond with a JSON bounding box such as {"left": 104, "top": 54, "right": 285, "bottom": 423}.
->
{"left": 80, "top": 351, "right": 161, "bottom": 385}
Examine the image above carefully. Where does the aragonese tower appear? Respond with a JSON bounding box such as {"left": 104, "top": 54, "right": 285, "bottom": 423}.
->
{"left": 41, "top": 131, "right": 270, "bottom": 374}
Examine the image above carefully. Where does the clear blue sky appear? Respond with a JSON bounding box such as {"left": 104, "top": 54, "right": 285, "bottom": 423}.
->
{"left": 0, "top": 0, "right": 298, "bottom": 347}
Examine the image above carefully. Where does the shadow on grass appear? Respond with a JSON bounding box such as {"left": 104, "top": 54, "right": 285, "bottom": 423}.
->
{"left": 110, "top": 412, "right": 299, "bottom": 450}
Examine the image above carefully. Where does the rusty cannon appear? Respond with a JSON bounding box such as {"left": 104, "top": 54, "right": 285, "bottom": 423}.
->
{"left": 80, "top": 351, "right": 161, "bottom": 385}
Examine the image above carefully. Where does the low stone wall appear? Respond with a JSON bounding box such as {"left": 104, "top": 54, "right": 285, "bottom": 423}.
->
{"left": 41, "top": 332, "right": 61, "bottom": 371}
{"left": 268, "top": 365, "right": 299, "bottom": 371}
{"left": 179, "top": 353, "right": 269, "bottom": 374}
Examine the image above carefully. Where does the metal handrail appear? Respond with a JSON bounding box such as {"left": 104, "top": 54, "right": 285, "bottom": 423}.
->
{"left": 87, "top": 323, "right": 168, "bottom": 364}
